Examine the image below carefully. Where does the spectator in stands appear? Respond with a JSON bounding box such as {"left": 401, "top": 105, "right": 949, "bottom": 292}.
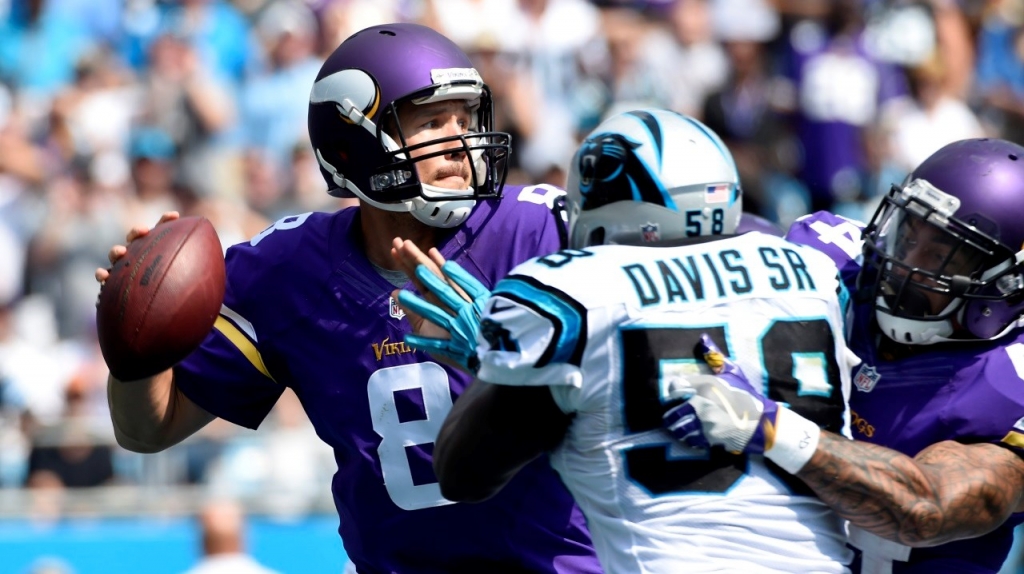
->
{"left": 701, "top": 0, "right": 809, "bottom": 225}
{"left": 123, "top": 126, "right": 182, "bottom": 223}
{"left": 780, "top": 0, "right": 907, "bottom": 213}
{"left": 234, "top": 143, "right": 351, "bottom": 227}
{"left": 876, "top": 52, "right": 984, "bottom": 175}
{"left": 975, "top": 0, "right": 1024, "bottom": 143}
{"left": 0, "top": 0, "right": 92, "bottom": 99}
{"left": 136, "top": 28, "right": 237, "bottom": 188}
{"left": 663, "top": 0, "right": 729, "bottom": 117}
{"left": 516, "top": 0, "right": 600, "bottom": 177}
{"left": 120, "top": 0, "right": 257, "bottom": 84}
{"left": 315, "top": 0, "right": 398, "bottom": 60}
{"left": 239, "top": 0, "right": 322, "bottom": 170}
{"left": 184, "top": 499, "right": 279, "bottom": 574}
{"left": 0, "top": 84, "right": 46, "bottom": 188}
{"left": 25, "top": 376, "right": 114, "bottom": 491}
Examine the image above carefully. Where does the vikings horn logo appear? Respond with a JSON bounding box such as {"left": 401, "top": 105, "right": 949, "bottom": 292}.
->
{"left": 576, "top": 133, "right": 667, "bottom": 212}
{"left": 309, "top": 69, "right": 381, "bottom": 124}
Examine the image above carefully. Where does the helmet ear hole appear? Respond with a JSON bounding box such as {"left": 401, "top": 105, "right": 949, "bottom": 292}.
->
{"left": 588, "top": 228, "right": 605, "bottom": 247}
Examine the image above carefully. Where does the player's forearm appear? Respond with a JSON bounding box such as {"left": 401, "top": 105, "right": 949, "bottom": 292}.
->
{"left": 795, "top": 432, "right": 1019, "bottom": 547}
{"left": 434, "top": 400, "right": 521, "bottom": 502}
{"left": 434, "top": 414, "right": 514, "bottom": 503}
{"left": 107, "top": 369, "right": 212, "bottom": 452}
{"left": 435, "top": 381, "right": 564, "bottom": 503}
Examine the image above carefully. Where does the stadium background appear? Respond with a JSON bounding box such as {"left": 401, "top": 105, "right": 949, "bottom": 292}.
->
{"left": 0, "top": 0, "right": 1022, "bottom": 572}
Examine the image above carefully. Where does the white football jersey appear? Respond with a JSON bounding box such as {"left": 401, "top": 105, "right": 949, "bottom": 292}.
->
{"left": 476, "top": 232, "right": 857, "bottom": 574}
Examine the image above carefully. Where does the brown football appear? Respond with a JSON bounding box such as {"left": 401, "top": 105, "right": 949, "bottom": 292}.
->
{"left": 96, "top": 216, "right": 226, "bottom": 381}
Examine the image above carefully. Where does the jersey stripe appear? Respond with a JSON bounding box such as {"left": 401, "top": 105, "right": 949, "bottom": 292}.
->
{"left": 220, "top": 304, "right": 259, "bottom": 341}
{"left": 1001, "top": 430, "right": 1024, "bottom": 449}
{"left": 213, "top": 316, "right": 277, "bottom": 382}
{"left": 493, "top": 275, "right": 588, "bottom": 367}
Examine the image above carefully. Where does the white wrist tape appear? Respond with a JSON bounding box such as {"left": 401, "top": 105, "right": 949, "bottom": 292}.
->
{"left": 765, "top": 407, "right": 821, "bottom": 474}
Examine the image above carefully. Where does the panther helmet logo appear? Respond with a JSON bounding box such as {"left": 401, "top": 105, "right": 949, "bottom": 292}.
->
{"left": 576, "top": 133, "right": 665, "bottom": 212}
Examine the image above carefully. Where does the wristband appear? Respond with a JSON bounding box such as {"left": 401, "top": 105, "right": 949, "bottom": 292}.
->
{"left": 764, "top": 407, "right": 821, "bottom": 474}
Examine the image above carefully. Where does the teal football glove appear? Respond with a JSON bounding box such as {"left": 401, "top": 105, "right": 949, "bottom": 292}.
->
{"left": 398, "top": 260, "right": 491, "bottom": 373}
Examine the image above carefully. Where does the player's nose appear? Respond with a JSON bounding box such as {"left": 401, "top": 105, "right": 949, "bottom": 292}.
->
{"left": 442, "top": 124, "right": 468, "bottom": 159}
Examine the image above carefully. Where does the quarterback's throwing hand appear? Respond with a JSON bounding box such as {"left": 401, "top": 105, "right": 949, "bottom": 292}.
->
{"left": 662, "top": 334, "right": 779, "bottom": 454}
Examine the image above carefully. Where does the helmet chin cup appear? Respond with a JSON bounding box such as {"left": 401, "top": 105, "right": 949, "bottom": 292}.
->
{"left": 874, "top": 303, "right": 954, "bottom": 344}
{"left": 410, "top": 184, "right": 476, "bottom": 228}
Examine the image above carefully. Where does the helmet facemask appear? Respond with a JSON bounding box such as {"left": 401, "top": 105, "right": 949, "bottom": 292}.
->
{"left": 861, "top": 178, "right": 1023, "bottom": 343}
{"left": 371, "top": 85, "right": 510, "bottom": 205}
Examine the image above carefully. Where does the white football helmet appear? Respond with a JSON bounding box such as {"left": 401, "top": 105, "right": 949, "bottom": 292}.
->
{"left": 565, "top": 109, "right": 742, "bottom": 247}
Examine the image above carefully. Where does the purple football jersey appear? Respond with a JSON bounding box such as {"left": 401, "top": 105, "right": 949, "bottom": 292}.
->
{"left": 788, "top": 212, "right": 1024, "bottom": 573}
{"left": 175, "top": 185, "right": 601, "bottom": 573}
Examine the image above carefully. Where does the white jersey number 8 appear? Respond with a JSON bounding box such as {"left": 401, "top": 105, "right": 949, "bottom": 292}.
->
{"left": 367, "top": 363, "right": 457, "bottom": 511}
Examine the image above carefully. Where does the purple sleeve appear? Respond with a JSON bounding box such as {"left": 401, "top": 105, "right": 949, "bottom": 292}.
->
{"left": 945, "top": 339, "right": 1024, "bottom": 458}
{"left": 461, "top": 184, "right": 566, "bottom": 286}
{"left": 174, "top": 244, "right": 285, "bottom": 429}
{"left": 785, "top": 211, "right": 866, "bottom": 290}
{"left": 174, "top": 212, "right": 334, "bottom": 429}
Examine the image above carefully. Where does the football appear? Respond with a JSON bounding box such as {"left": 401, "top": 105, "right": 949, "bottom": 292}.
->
{"left": 96, "top": 216, "right": 226, "bottom": 381}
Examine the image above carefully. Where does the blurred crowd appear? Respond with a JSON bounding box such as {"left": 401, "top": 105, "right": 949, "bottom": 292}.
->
{"left": 0, "top": 0, "right": 1022, "bottom": 520}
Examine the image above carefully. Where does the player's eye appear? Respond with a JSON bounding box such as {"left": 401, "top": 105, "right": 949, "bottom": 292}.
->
{"left": 894, "top": 233, "right": 916, "bottom": 259}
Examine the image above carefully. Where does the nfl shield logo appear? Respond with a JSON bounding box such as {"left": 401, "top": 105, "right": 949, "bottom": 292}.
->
{"left": 640, "top": 222, "right": 660, "bottom": 243}
{"left": 389, "top": 296, "right": 406, "bottom": 320}
{"left": 853, "top": 364, "right": 881, "bottom": 392}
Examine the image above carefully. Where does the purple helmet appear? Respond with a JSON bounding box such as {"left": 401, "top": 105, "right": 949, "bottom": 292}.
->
{"left": 860, "top": 138, "right": 1024, "bottom": 344}
{"left": 308, "top": 24, "right": 510, "bottom": 228}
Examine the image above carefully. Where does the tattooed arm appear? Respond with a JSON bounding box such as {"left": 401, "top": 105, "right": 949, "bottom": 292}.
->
{"left": 797, "top": 433, "right": 1024, "bottom": 547}
{"left": 663, "top": 335, "right": 1024, "bottom": 548}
